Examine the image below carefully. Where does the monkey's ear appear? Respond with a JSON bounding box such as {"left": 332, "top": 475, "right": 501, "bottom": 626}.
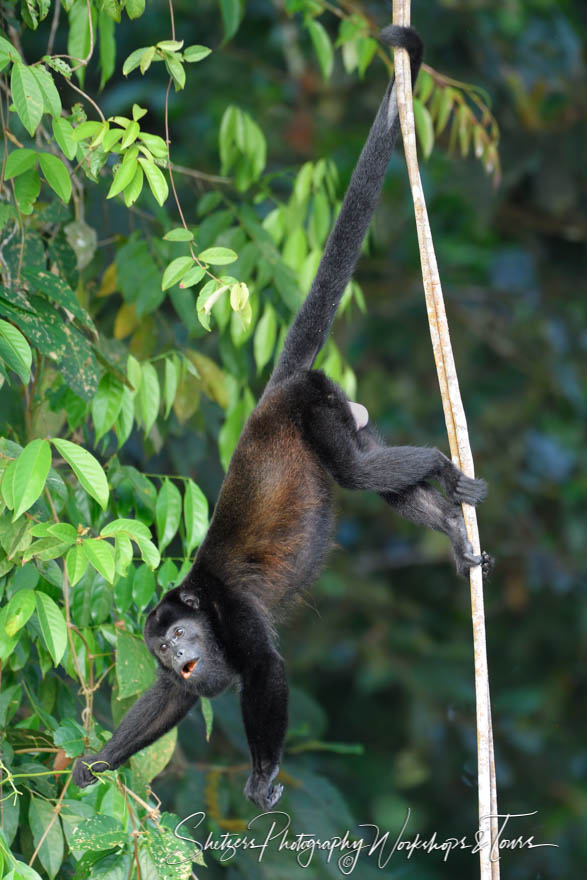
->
{"left": 180, "top": 590, "right": 199, "bottom": 610}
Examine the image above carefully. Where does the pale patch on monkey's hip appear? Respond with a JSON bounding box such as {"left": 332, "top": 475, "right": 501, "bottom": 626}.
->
{"left": 348, "top": 401, "right": 369, "bottom": 430}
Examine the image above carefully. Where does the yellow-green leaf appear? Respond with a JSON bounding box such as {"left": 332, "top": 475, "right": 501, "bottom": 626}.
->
{"left": 39, "top": 153, "right": 72, "bottom": 202}
{"left": 51, "top": 438, "right": 109, "bottom": 510}
{"left": 12, "top": 438, "right": 51, "bottom": 520}
{"left": 35, "top": 591, "right": 67, "bottom": 665}
{"left": 138, "top": 157, "right": 169, "bottom": 206}
{"left": 197, "top": 246, "right": 237, "bottom": 266}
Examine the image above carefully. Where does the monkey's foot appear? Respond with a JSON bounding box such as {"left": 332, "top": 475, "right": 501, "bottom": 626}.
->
{"left": 452, "top": 474, "right": 487, "bottom": 506}
{"left": 480, "top": 550, "right": 493, "bottom": 580}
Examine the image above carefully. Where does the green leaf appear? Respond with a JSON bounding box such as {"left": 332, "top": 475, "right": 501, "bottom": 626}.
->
{"left": 101, "top": 517, "right": 152, "bottom": 540}
{"left": 163, "top": 355, "right": 179, "bottom": 418}
{"left": 35, "top": 591, "right": 67, "bottom": 665}
{"left": 4, "top": 589, "right": 36, "bottom": 636}
{"left": 0, "top": 35, "right": 20, "bottom": 68}
{"left": 163, "top": 227, "right": 193, "bottom": 242}
{"left": 83, "top": 538, "right": 115, "bottom": 583}
{"left": 116, "top": 630, "right": 155, "bottom": 699}
{"left": 51, "top": 438, "right": 109, "bottom": 510}
{"left": 123, "top": 163, "right": 144, "bottom": 207}
{"left": 0, "top": 319, "right": 32, "bottom": 383}
{"left": 307, "top": 20, "right": 334, "bottom": 80}
{"left": 131, "top": 727, "right": 176, "bottom": 781}
{"left": 156, "top": 478, "right": 181, "bottom": 553}
{"left": 47, "top": 522, "right": 77, "bottom": 543}
{"left": 294, "top": 160, "right": 313, "bottom": 203}
{"left": 53, "top": 719, "right": 85, "bottom": 757}
{"left": 1, "top": 457, "right": 16, "bottom": 509}
{"left": 220, "top": 0, "right": 243, "bottom": 43}
{"left": 357, "top": 36, "right": 378, "bottom": 78}
{"left": 102, "top": 126, "right": 124, "bottom": 152}
{"left": 132, "top": 103, "right": 147, "bottom": 121}
{"left": 29, "top": 794, "right": 64, "bottom": 879}
{"left": 197, "top": 246, "right": 237, "bottom": 266}
{"left": 126, "top": 0, "right": 145, "bottom": 19}
{"left": 107, "top": 157, "right": 138, "bottom": 199}
{"left": 91, "top": 373, "right": 124, "bottom": 441}
{"left": 21, "top": 267, "right": 94, "bottom": 330}
{"left": 98, "top": 10, "right": 116, "bottom": 89}
{"left": 137, "top": 132, "right": 168, "bottom": 158}
{"left": 0, "top": 297, "right": 97, "bottom": 398}
{"left": 184, "top": 479, "right": 208, "bottom": 556}
{"left": 139, "top": 45, "right": 155, "bottom": 74}
{"left": 436, "top": 87, "right": 454, "bottom": 135}
{"left": 178, "top": 264, "right": 206, "bottom": 288}
{"left": 13, "top": 168, "right": 40, "bottom": 215}
{"left": 135, "top": 536, "right": 160, "bottom": 569}
{"left": 416, "top": 68, "right": 435, "bottom": 103}
{"left": 157, "top": 40, "right": 184, "bottom": 52}
{"left": 183, "top": 45, "right": 212, "bottom": 63}
{"left": 132, "top": 562, "right": 155, "bottom": 609}
{"left": 120, "top": 119, "right": 139, "bottom": 150}
{"left": 71, "top": 815, "right": 128, "bottom": 850}
{"left": 457, "top": 103, "right": 471, "bottom": 157}
{"left": 4, "top": 148, "right": 36, "bottom": 180}
{"left": 52, "top": 117, "right": 77, "bottom": 160}
{"left": 122, "top": 46, "right": 151, "bottom": 76}
{"left": 161, "top": 256, "right": 194, "bottom": 291}
{"left": 138, "top": 157, "right": 168, "bottom": 206}
{"left": 114, "top": 532, "right": 133, "bottom": 574}
{"left": 68, "top": 0, "right": 96, "bottom": 86}
{"left": 137, "top": 361, "right": 160, "bottom": 434}
{"left": 0, "top": 606, "right": 19, "bottom": 662}
{"left": 11, "top": 62, "right": 44, "bottom": 135}
{"left": 163, "top": 51, "right": 185, "bottom": 90}
{"left": 30, "top": 64, "right": 62, "bottom": 118}
{"left": 413, "top": 98, "right": 435, "bottom": 160}
{"left": 200, "top": 696, "right": 213, "bottom": 741}
{"left": 12, "top": 438, "right": 51, "bottom": 520}
{"left": 72, "top": 120, "right": 103, "bottom": 141}
{"left": 253, "top": 303, "right": 277, "bottom": 372}
{"left": 39, "top": 153, "right": 72, "bottom": 203}
{"left": 66, "top": 544, "right": 87, "bottom": 586}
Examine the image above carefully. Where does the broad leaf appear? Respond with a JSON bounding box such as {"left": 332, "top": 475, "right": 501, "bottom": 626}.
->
{"left": 11, "top": 62, "right": 43, "bottom": 135}
{"left": 51, "top": 438, "right": 109, "bottom": 510}
{"left": 35, "top": 591, "right": 67, "bottom": 665}
{"left": 12, "top": 438, "right": 51, "bottom": 520}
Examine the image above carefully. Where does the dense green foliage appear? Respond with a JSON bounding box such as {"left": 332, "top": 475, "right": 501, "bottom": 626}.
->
{"left": 0, "top": 0, "right": 583, "bottom": 878}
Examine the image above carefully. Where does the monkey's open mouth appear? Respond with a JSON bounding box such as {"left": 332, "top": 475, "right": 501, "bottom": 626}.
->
{"left": 181, "top": 659, "right": 198, "bottom": 679}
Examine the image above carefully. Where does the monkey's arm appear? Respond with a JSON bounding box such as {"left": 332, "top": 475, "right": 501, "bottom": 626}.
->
{"left": 215, "top": 591, "right": 288, "bottom": 811}
{"left": 73, "top": 672, "right": 198, "bottom": 788}
{"left": 240, "top": 649, "right": 288, "bottom": 811}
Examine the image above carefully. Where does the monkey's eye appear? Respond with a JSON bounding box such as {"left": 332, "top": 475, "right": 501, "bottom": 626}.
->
{"left": 175, "top": 627, "right": 184, "bottom": 638}
{"left": 160, "top": 643, "right": 168, "bottom": 653}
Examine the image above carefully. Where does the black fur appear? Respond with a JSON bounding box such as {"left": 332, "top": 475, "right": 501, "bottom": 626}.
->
{"left": 73, "top": 26, "right": 489, "bottom": 811}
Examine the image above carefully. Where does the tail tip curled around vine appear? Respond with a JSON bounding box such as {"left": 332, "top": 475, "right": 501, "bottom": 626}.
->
{"left": 380, "top": 24, "right": 423, "bottom": 69}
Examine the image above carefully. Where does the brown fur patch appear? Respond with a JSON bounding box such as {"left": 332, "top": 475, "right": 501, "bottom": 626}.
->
{"left": 199, "top": 387, "right": 331, "bottom": 612}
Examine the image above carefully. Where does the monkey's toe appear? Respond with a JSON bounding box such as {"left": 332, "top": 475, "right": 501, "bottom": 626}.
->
{"left": 481, "top": 550, "right": 493, "bottom": 579}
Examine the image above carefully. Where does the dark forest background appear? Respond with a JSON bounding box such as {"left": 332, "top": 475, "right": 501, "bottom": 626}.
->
{"left": 0, "top": 1, "right": 585, "bottom": 878}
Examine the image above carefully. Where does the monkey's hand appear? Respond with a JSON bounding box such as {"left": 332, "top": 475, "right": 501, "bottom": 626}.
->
{"left": 244, "top": 765, "right": 283, "bottom": 812}
{"left": 73, "top": 752, "right": 112, "bottom": 788}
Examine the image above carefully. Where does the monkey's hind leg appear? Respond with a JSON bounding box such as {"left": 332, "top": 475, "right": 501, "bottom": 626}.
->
{"left": 380, "top": 483, "right": 491, "bottom": 578}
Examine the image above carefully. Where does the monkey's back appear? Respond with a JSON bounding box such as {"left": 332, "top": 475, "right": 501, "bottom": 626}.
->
{"left": 196, "top": 382, "right": 333, "bottom": 613}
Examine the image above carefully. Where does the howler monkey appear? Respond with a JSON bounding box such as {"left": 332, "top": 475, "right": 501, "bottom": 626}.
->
{"left": 74, "top": 25, "right": 490, "bottom": 810}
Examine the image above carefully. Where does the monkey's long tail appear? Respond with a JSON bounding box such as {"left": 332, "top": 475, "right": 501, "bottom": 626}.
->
{"left": 268, "top": 25, "right": 423, "bottom": 389}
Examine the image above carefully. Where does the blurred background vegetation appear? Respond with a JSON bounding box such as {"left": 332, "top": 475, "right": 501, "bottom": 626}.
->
{"left": 0, "top": 0, "right": 585, "bottom": 878}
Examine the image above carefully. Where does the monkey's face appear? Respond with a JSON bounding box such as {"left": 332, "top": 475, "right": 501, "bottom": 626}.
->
{"left": 146, "top": 610, "right": 235, "bottom": 698}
